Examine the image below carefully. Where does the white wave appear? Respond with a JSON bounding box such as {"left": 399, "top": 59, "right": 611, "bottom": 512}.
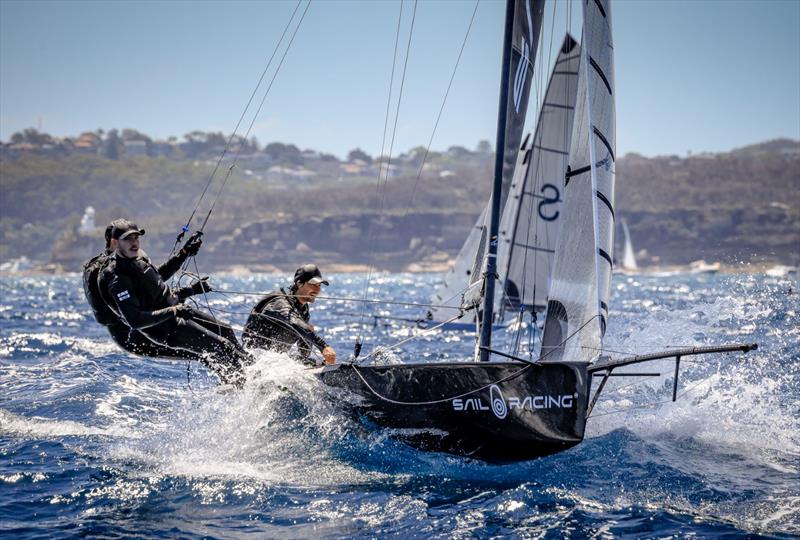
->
{"left": 0, "top": 408, "right": 131, "bottom": 438}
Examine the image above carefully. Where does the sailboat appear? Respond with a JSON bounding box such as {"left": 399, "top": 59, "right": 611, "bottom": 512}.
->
{"left": 314, "top": 0, "right": 756, "bottom": 461}
{"left": 616, "top": 217, "right": 638, "bottom": 273}
{"left": 426, "top": 34, "right": 580, "bottom": 331}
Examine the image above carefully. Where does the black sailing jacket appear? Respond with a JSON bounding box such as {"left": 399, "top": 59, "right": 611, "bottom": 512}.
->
{"left": 243, "top": 288, "right": 328, "bottom": 358}
{"left": 98, "top": 250, "right": 194, "bottom": 330}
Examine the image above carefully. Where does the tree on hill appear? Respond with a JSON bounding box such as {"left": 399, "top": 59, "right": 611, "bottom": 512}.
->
{"left": 10, "top": 128, "right": 54, "bottom": 146}
{"left": 263, "top": 142, "right": 302, "bottom": 164}
{"left": 121, "top": 128, "right": 152, "bottom": 143}
{"left": 100, "top": 129, "right": 122, "bottom": 160}
{"left": 347, "top": 148, "right": 372, "bottom": 164}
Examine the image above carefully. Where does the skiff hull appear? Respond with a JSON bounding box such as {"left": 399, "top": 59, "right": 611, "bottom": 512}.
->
{"left": 316, "top": 361, "right": 589, "bottom": 461}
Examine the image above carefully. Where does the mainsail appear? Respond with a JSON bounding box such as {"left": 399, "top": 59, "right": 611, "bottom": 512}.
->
{"left": 497, "top": 35, "right": 580, "bottom": 320}
{"left": 621, "top": 218, "right": 638, "bottom": 271}
{"left": 541, "top": 0, "right": 616, "bottom": 363}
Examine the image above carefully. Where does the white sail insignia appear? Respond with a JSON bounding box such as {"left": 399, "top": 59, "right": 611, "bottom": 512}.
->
{"left": 541, "top": 0, "right": 616, "bottom": 363}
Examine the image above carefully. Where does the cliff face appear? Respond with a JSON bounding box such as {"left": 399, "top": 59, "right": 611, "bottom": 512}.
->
{"left": 207, "top": 210, "right": 479, "bottom": 272}
{"left": 3, "top": 139, "right": 798, "bottom": 271}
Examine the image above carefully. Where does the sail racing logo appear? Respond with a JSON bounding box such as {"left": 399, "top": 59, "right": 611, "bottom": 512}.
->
{"left": 452, "top": 385, "right": 575, "bottom": 419}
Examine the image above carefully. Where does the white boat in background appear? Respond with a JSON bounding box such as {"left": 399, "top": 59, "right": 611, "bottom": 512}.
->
{"left": 765, "top": 264, "right": 797, "bottom": 277}
{"left": 615, "top": 218, "right": 638, "bottom": 274}
{"left": 0, "top": 256, "right": 33, "bottom": 274}
{"left": 688, "top": 259, "right": 721, "bottom": 274}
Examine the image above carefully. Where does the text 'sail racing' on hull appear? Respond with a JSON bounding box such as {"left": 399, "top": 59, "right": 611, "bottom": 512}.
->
{"left": 316, "top": 361, "right": 590, "bottom": 461}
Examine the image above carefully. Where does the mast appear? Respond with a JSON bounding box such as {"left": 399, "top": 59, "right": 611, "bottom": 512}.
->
{"left": 479, "top": 0, "right": 544, "bottom": 361}
{"left": 479, "top": 0, "right": 516, "bottom": 362}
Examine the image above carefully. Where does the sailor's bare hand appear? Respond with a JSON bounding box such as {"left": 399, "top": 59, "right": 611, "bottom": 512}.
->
{"left": 322, "top": 346, "right": 336, "bottom": 365}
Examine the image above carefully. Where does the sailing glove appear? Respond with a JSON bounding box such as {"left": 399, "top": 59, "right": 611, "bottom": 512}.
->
{"left": 180, "top": 231, "right": 203, "bottom": 257}
{"left": 189, "top": 277, "right": 212, "bottom": 296}
{"left": 172, "top": 304, "right": 194, "bottom": 319}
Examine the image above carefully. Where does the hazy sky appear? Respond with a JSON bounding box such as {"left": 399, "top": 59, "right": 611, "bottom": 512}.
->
{"left": 1, "top": 0, "right": 798, "bottom": 159}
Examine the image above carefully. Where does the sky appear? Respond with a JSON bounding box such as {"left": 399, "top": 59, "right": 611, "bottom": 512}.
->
{"left": 1, "top": 0, "right": 798, "bottom": 160}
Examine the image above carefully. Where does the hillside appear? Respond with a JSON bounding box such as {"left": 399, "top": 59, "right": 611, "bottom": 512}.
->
{"left": 1, "top": 138, "right": 797, "bottom": 272}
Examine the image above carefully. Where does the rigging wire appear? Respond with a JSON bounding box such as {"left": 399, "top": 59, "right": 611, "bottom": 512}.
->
{"left": 205, "top": 290, "right": 466, "bottom": 310}
{"left": 171, "top": 0, "right": 305, "bottom": 255}
{"left": 366, "top": 0, "right": 481, "bottom": 313}
{"left": 357, "top": 0, "right": 419, "bottom": 341}
{"left": 587, "top": 354, "right": 741, "bottom": 418}
{"left": 356, "top": 0, "right": 406, "bottom": 338}
{"left": 197, "top": 0, "right": 313, "bottom": 235}
{"left": 177, "top": 0, "right": 312, "bottom": 320}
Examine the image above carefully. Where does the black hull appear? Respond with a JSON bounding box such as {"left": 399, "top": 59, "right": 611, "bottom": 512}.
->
{"left": 316, "top": 361, "right": 590, "bottom": 461}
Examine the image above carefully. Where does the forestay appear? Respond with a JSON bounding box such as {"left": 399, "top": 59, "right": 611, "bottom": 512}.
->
{"left": 541, "top": 0, "right": 616, "bottom": 363}
{"left": 497, "top": 35, "right": 580, "bottom": 319}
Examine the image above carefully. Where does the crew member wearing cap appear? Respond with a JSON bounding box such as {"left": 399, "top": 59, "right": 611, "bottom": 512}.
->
{"left": 242, "top": 264, "right": 336, "bottom": 366}
{"left": 98, "top": 219, "right": 252, "bottom": 386}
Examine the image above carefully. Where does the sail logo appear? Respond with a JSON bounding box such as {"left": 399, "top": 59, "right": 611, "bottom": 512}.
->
{"left": 537, "top": 183, "right": 561, "bottom": 221}
{"left": 513, "top": 0, "right": 536, "bottom": 113}
{"left": 452, "top": 385, "right": 575, "bottom": 418}
{"left": 490, "top": 385, "right": 508, "bottom": 419}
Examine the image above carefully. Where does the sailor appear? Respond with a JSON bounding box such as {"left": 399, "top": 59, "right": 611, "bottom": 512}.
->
{"left": 98, "top": 219, "right": 252, "bottom": 385}
{"left": 243, "top": 264, "right": 336, "bottom": 366}
{"left": 83, "top": 219, "right": 203, "bottom": 360}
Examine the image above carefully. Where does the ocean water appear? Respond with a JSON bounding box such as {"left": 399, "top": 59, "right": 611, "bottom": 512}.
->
{"left": 1, "top": 271, "right": 797, "bottom": 539}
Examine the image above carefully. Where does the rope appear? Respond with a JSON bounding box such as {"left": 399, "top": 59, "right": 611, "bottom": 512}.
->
{"left": 197, "top": 0, "right": 313, "bottom": 235}
{"left": 358, "top": 0, "right": 418, "bottom": 337}
{"left": 357, "top": 310, "right": 467, "bottom": 364}
{"left": 349, "top": 361, "right": 532, "bottom": 406}
{"left": 359, "top": 0, "right": 480, "bottom": 337}
{"left": 171, "top": 0, "right": 306, "bottom": 254}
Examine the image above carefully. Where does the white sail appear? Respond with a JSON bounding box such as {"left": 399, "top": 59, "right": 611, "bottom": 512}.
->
{"left": 621, "top": 218, "right": 638, "bottom": 271}
{"left": 427, "top": 205, "right": 488, "bottom": 325}
{"left": 428, "top": 0, "right": 545, "bottom": 328}
{"left": 541, "top": 0, "right": 615, "bottom": 363}
{"left": 497, "top": 35, "right": 581, "bottom": 320}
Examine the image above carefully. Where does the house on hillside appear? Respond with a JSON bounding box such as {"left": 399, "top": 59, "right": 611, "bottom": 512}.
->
{"left": 73, "top": 132, "right": 101, "bottom": 154}
{"left": 123, "top": 140, "right": 147, "bottom": 157}
{"left": 149, "top": 141, "right": 172, "bottom": 157}
{"left": 266, "top": 165, "right": 317, "bottom": 183}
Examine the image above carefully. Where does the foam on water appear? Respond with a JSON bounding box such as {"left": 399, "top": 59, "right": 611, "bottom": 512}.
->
{"left": 1, "top": 272, "right": 798, "bottom": 537}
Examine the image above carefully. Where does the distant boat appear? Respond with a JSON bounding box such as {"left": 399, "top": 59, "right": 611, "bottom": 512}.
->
{"left": 616, "top": 218, "right": 638, "bottom": 273}
{"left": 688, "top": 259, "right": 721, "bottom": 274}
{"left": 765, "top": 264, "right": 797, "bottom": 277}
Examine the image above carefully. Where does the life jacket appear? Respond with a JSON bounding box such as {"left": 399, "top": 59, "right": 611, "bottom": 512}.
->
{"left": 82, "top": 251, "right": 118, "bottom": 326}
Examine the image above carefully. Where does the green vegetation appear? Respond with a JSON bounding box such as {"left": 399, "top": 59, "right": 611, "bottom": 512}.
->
{"left": 1, "top": 131, "right": 797, "bottom": 270}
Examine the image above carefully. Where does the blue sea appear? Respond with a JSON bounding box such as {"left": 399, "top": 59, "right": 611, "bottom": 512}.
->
{"left": 1, "top": 271, "right": 798, "bottom": 538}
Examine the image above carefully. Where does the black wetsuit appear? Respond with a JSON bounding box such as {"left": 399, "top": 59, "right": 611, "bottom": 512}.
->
{"left": 98, "top": 251, "right": 251, "bottom": 385}
{"left": 242, "top": 288, "right": 328, "bottom": 365}
{"left": 83, "top": 249, "right": 194, "bottom": 360}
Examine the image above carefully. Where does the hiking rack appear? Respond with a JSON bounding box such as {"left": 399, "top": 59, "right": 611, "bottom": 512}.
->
{"left": 585, "top": 343, "right": 758, "bottom": 418}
